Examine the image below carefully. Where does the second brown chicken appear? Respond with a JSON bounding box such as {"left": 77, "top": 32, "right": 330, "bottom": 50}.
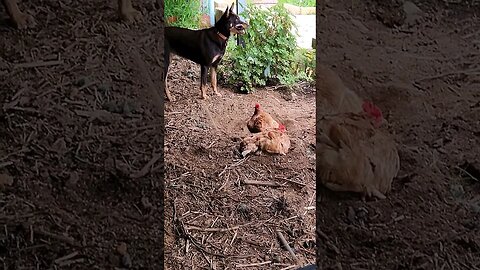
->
{"left": 240, "top": 124, "right": 290, "bottom": 157}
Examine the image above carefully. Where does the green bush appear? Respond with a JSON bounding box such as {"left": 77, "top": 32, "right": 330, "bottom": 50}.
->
{"left": 220, "top": 4, "right": 314, "bottom": 93}
{"left": 292, "top": 48, "right": 315, "bottom": 82}
{"left": 164, "top": 0, "right": 202, "bottom": 29}
{"left": 277, "top": 0, "right": 316, "bottom": 7}
{"left": 246, "top": 0, "right": 316, "bottom": 7}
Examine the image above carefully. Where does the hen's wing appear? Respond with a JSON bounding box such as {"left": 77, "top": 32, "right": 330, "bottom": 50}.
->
{"left": 261, "top": 131, "right": 290, "bottom": 155}
{"left": 364, "top": 132, "right": 400, "bottom": 194}
{"left": 317, "top": 119, "right": 369, "bottom": 193}
{"left": 317, "top": 113, "right": 395, "bottom": 199}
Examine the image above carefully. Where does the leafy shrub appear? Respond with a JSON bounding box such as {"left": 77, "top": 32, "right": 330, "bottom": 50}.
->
{"left": 292, "top": 48, "right": 315, "bottom": 82}
{"left": 246, "top": 0, "right": 316, "bottom": 7}
{"left": 219, "top": 4, "right": 300, "bottom": 93}
{"left": 220, "top": 4, "right": 314, "bottom": 93}
{"left": 277, "top": 0, "right": 316, "bottom": 7}
{"left": 164, "top": 0, "right": 202, "bottom": 29}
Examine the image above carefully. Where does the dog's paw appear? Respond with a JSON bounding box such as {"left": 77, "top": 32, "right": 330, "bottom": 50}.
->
{"left": 120, "top": 8, "right": 143, "bottom": 23}
{"left": 214, "top": 91, "right": 222, "bottom": 97}
{"left": 11, "top": 12, "right": 36, "bottom": 29}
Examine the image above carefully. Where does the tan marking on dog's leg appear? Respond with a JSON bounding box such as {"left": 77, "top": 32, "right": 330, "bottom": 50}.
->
{"left": 211, "top": 67, "right": 221, "bottom": 96}
{"left": 211, "top": 54, "right": 221, "bottom": 65}
{"left": 2, "top": 0, "right": 35, "bottom": 29}
{"left": 165, "top": 71, "right": 175, "bottom": 102}
{"left": 201, "top": 84, "right": 208, "bottom": 100}
{"left": 118, "top": 0, "right": 142, "bottom": 23}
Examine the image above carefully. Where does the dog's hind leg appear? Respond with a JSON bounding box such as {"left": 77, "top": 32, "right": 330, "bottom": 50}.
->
{"left": 210, "top": 66, "right": 221, "bottom": 97}
{"left": 200, "top": 65, "right": 208, "bottom": 99}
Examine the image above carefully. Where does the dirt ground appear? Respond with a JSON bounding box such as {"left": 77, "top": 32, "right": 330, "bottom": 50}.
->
{"left": 317, "top": 0, "right": 480, "bottom": 269}
{"left": 1, "top": 0, "right": 165, "bottom": 269}
{"left": 164, "top": 56, "right": 316, "bottom": 269}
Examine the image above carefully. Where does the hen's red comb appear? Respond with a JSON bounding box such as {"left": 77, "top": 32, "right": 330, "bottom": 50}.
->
{"left": 362, "top": 101, "right": 382, "bottom": 117}
{"left": 279, "top": 124, "right": 286, "bottom": 131}
{"left": 255, "top": 103, "right": 260, "bottom": 109}
{"left": 361, "top": 100, "right": 373, "bottom": 111}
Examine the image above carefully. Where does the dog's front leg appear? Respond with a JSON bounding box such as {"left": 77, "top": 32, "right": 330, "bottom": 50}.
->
{"left": 2, "top": 0, "right": 35, "bottom": 29}
{"left": 210, "top": 66, "right": 221, "bottom": 97}
{"left": 200, "top": 65, "right": 208, "bottom": 99}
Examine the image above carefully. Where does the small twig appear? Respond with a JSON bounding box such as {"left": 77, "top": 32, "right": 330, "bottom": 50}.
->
{"left": 456, "top": 166, "right": 479, "bottom": 182}
{"left": 76, "top": 81, "right": 97, "bottom": 91}
{"left": 218, "top": 158, "right": 248, "bottom": 177}
{"left": 237, "top": 237, "right": 264, "bottom": 247}
{"left": 303, "top": 193, "right": 315, "bottom": 216}
{"left": 280, "top": 266, "right": 298, "bottom": 270}
{"left": 317, "top": 229, "right": 340, "bottom": 254}
{"left": 54, "top": 251, "right": 79, "bottom": 264}
{"left": 276, "top": 230, "right": 299, "bottom": 263}
{"left": 13, "top": 60, "right": 64, "bottom": 69}
{"left": 0, "top": 213, "right": 35, "bottom": 221}
{"left": 447, "top": 86, "right": 461, "bottom": 97}
{"left": 275, "top": 176, "right": 306, "bottom": 187}
{"left": 230, "top": 229, "right": 238, "bottom": 246}
{"left": 56, "top": 258, "right": 85, "bottom": 267}
{"left": 243, "top": 179, "right": 281, "bottom": 187}
{"left": 34, "top": 228, "right": 80, "bottom": 247}
{"left": 185, "top": 225, "right": 241, "bottom": 233}
{"left": 6, "top": 106, "right": 41, "bottom": 114}
{"left": 130, "top": 153, "right": 162, "bottom": 178}
{"left": 236, "top": 261, "right": 272, "bottom": 268}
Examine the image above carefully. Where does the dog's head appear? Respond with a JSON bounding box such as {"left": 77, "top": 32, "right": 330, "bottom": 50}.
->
{"left": 216, "top": 2, "right": 249, "bottom": 35}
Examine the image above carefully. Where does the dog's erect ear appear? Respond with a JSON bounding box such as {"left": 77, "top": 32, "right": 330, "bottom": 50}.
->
{"left": 224, "top": 5, "right": 230, "bottom": 17}
{"left": 230, "top": 2, "right": 235, "bottom": 13}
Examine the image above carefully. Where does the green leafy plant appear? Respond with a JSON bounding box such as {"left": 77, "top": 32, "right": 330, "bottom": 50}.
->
{"left": 220, "top": 4, "right": 314, "bottom": 93}
{"left": 292, "top": 48, "right": 315, "bottom": 82}
{"left": 246, "top": 0, "right": 316, "bottom": 7}
{"left": 277, "top": 0, "right": 316, "bottom": 7}
{"left": 164, "top": 0, "right": 202, "bottom": 29}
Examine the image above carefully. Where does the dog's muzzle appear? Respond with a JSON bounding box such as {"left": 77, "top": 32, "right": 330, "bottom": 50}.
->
{"left": 234, "top": 22, "right": 249, "bottom": 34}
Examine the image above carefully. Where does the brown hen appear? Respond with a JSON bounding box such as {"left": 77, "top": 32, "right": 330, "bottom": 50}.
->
{"left": 316, "top": 103, "right": 399, "bottom": 200}
{"left": 247, "top": 103, "right": 280, "bottom": 133}
{"left": 240, "top": 124, "right": 290, "bottom": 157}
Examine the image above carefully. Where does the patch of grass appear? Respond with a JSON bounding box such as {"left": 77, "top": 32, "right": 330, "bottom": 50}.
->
{"left": 164, "top": 0, "right": 203, "bottom": 29}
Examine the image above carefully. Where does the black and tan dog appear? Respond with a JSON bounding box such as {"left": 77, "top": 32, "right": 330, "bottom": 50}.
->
{"left": 1, "top": 0, "right": 142, "bottom": 29}
{"left": 164, "top": 3, "right": 248, "bottom": 102}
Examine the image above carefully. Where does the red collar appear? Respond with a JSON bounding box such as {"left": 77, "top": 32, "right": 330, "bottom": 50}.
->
{"left": 216, "top": 31, "right": 228, "bottom": 41}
